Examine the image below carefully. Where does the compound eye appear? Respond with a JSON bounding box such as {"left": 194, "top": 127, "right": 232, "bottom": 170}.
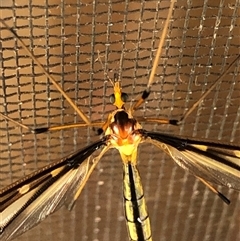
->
{"left": 109, "top": 94, "right": 115, "bottom": 104}
{"left": 121, "top": 92, "right": 128, "bottom": 102}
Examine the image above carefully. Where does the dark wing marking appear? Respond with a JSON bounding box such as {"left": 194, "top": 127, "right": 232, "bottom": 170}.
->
{"left": 0, "top": 138, "right": 106, "bottom": 241}
{"left": 144, "top": 131, "right": 240, "bottom": 190}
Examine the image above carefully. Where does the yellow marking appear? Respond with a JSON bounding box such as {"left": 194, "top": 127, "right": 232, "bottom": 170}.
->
{"left": 233, "top": 150, "right": 240, "bottom": 158}
{"left": 51, "top": 167, "right": 65, "bottom": 177}
{"left": 192, "top": 144, "right": 207, "bottom": 151}
{"left": 123, "top": 164, "right": 152, "bottom": 241}
{"left": 118, "top": 140, "right": 141, "bottom": 159}
{"left": 105, "top": 109, "right": 143, "bottom": 164}
{"left": 113, "top": 81, "right": 125, "bottom": 109}
{"left": 18, "top": 185, "right": 30, "bottom": 194}
{"left": 2, "top": 189, "right": 36, "bottom": 224}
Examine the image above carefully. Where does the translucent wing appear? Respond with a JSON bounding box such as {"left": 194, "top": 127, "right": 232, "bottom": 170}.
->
{"left": 0, "top": 139, "right": 106, "bottom": 241}
{"left": 145, "top": 131, "right": 240, "bottom": 190}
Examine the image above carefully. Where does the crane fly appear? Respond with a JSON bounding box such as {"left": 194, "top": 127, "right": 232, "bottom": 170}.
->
{"left": 0, "top": 2, "right": 240, "bottom": 241}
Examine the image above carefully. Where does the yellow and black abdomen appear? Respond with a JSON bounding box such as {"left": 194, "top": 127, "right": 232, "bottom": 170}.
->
{"left": 123, "top": 163, "right": 152, "bottom": 241}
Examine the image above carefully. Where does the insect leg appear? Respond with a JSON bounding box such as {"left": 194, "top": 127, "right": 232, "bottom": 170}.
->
{"left": 0, "top": 112, "right": 33, "bottom": 132}
{"left": 197, "top": 177, "right": 230, "bottom": 205}
{"left": 67, "top": 144, "right": 111, "bottom": 210}
{"left": 179, "top": 54, "right": 240, "bottom": 123}
{"left": 0, "top": 18, "right": 90, "bottom": 125}
{"left": 132, "top": 0, "right": 176, "bottom": 112}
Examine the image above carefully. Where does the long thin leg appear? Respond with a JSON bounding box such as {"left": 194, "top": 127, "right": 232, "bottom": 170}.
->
{"left": 197, "top": 177, "right": 230, "bottom": 205}
{"left": 179, "top": 54, "right": 240, "bottom": 123}
{"left": 131, "top": 0, "right": 176, "bottom": 112}
{"left": 136, "top": 117, "right": 178, "bottom": 126}
{"left": 0, "top": 19, "right": 91, "bottom": 125}
{"left": 0, "top": 112, "right": 103, "bottom": 133}
{"left": 0, "top": 112, "right": 32, "bottom": 132}
{"left": 128, "top": 0, "right": 239, "bottom": 126}
{"left": 68, "top": 145, "right": 111, "bottom": 210}
{"left": 135, "top": 55, "right": 240, "bottom": 126}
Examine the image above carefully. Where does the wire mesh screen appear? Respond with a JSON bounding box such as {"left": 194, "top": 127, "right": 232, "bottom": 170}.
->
{"left": 0, "top": 1, "right": 239, "bottom": 241}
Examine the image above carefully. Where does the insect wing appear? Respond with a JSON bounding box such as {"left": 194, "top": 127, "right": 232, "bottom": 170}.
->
{"left": 145, "top": 131, "right": 240, "bottom": 190}
{"left": 0, "top": 139, "right": 106, "bottom": 241}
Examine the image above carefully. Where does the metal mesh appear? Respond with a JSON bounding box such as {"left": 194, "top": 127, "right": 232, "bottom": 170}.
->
{"left": 0, "top": 1, "right": 239, "bottom": 241}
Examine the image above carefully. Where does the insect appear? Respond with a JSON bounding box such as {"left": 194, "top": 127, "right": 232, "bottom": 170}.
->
{"left": 0, "top": 1, "right": 240, "bottom": 241}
